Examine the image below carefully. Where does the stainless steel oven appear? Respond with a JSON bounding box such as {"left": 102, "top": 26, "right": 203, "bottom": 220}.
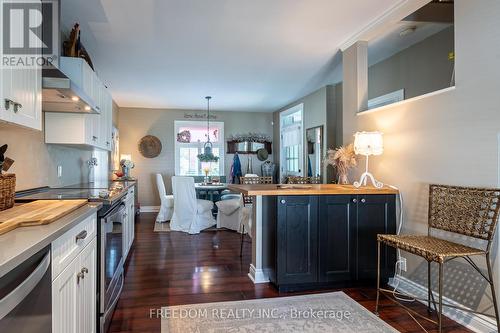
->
{"left": 0, "top": 245, "right": 51, "bottom": 332}
{"left": 99, "top": 200, "right": 126, "bottom": 333}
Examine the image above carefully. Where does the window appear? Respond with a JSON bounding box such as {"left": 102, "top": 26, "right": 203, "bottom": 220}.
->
{"left": 174, "top": 120, "right": 225, "bottom": 176}
{"left": 280, "top": 104, "right": 303, "bottom": 178}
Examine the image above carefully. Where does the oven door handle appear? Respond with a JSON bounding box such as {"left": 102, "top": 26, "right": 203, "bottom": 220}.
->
{"left": 0, "top": 252, "right": 51, "bottom": 320}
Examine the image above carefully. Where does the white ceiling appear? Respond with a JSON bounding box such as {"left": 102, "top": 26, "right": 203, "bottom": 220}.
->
{"left": 61, "top": 0, "right": 402, "bottom": 112}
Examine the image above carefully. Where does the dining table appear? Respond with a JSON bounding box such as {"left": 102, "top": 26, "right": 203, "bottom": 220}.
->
{"left": 194, "top": 183, "right": 229, "bottom": 201}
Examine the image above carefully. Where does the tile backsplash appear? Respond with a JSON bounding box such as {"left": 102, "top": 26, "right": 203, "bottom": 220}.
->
{"left": 0, "top": 122, "right": 109, "bottom": 190}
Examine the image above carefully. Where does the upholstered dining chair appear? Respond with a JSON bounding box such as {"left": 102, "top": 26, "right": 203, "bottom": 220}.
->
{"left": 215, "top": 194, "right": 249, "bottom": 232}
{"left": 376, "top": 184, "right": 500, "bottom": 333}
{"left": 155, "top": 174, "right": 174, "bottom": 222}
{"left": 170, "top": 176, "right": 216, "bottom": 234}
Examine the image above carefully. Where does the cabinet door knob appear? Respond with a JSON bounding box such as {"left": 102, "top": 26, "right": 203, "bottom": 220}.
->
{"left": 352, "top": 198, "right": 358, "bottom": 203}
{"left": 4, "top": 99, "right": 14, "bottom": 110}
{"left": 280, "top": 199, "right": 286, "bottom": 204}
{"left": 77, "top": 272, "right": 85, "bottom": 284}
{"left": 361, "top": 198, "right": 366, "bottom": 203}
{"left": 13, "top": 102, "right": 22, "bottom": 113}
{"left": 81, "top": 267, "right": 89, "bottom": 274}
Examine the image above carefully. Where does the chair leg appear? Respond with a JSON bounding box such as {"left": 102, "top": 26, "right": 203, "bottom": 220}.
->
{"left": 438, "top": 262, "right": 444, "bottom": 333}
{"left": 375, "top": 240, "right": 381, "bottom": 316}
{"left": 486, "top": 253, "right": 500, "bottom": 330}
{"left": 240, "top": 225, "right": 245, "bottom": 257}
{"left": 428, "top": 261, "right": 432, "bottom": 314}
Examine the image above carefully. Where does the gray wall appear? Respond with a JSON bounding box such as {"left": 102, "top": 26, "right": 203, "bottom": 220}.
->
{"left": 343, "top": 0, "right": 500, "bottom": 319}
{"left": 118, "top": 107, "right": 274, "bottom": 206}
{"left": 368, "top": 26, "right": 455, "bottom": 101}
{"left": 0, "top": 122, "right": 93, "bottom": 190}
{"left": 273, "top": 84, "right": 342, "bottom": 183}
{"left": 0, "top": 98, "right": 120, "bottom": 191}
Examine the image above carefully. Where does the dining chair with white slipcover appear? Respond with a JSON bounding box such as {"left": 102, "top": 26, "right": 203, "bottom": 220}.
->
{"left": 170, "top": 176, "right": 216, "bottom": 234}
{"left": 155, "top": 174, "right": 174, "bottom": 223}
{"left": 215, "top": 194, "right": 248, "bottom": 231}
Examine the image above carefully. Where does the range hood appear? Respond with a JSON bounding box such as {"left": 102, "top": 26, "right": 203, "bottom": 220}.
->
{"left": 42, "top": 65, "right": 99, "bottom": 114}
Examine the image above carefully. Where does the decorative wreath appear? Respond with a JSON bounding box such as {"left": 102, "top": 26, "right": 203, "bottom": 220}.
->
{"left": 176, "top": 130, "right": 191, "bottom": 143}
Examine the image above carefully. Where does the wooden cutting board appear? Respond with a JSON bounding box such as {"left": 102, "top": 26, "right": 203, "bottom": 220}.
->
{"left": 0, "top": 200, "right": 88, "bottom": 236}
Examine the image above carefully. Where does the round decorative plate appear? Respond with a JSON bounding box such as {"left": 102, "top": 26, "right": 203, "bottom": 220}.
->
{"left": 138, "top": 135, "right": 162, "bottom": 158}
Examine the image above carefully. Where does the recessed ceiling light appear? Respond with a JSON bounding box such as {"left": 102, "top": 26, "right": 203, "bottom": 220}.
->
{"left": 71, "top": 96, "right": 79, "bottom": 102}
{"left": 84, "top": 106, "right": 91, "bottom": 111}
{"left": 400, "top": 26, "right": 417, "bottom": 37}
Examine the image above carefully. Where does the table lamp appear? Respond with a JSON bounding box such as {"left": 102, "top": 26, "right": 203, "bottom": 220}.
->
{"left": 353, "top": 131, "right": 384, "bottom": 188}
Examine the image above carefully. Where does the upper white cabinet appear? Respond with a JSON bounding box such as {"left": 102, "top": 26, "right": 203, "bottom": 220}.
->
{"left": 0, "top": 0, "right": 42, "bottom": 131}
{"left": 59, "top": 57, "right": 101, "bottom": 114}
{"left": 45, "top": 57, "right": 113, "bottom": 151}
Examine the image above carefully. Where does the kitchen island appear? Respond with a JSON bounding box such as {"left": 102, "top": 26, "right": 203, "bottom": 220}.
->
{"left": 228, "top": 184, "right": 398, "bottom": 291}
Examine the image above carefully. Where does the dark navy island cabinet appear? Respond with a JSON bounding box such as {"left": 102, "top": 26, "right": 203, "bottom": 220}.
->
{"left": 262, "top": 194, "right": 396, "bottom": 292}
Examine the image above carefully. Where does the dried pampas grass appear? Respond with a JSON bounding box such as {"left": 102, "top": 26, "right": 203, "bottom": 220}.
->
{"left": 325, "top": 144, "right": 357, "bottom": 184}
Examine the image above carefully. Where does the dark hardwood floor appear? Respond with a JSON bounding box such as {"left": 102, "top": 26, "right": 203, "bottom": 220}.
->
{"left": 109, "top": 213, "right": 472, "bottom": 333}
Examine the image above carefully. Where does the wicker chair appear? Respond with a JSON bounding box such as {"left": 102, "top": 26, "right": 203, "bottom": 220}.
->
{"left": 238, "top": 176, "right": 273, "bottom": 256}
{"left": 287, "top": 176, "right": 321, "bottom": 184}
{"left": 240, "top": 176, "right": 273, "bottom": 205}
{"left": 376, "top": 184, "right": 500, "bottom": 332}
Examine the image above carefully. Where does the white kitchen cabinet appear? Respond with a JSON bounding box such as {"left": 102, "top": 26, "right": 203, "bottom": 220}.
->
{"left": 123, "top": 186, "right": 136, "bottom": 259}
{"left": 52, "top": 231, "right": 97, "bottom": 333}
{"left": 44, "top": 86, "right": 112, "bottom": 151}
{"left": 60, "top": 57, "right": 100, "bottom": 113}
{"left": 52, "top": 247, "right": 79, "bottom": 333}
{"left": 0, "top": 0, "right": 42, "bottom": 131}
{"left": 44, "top": 57, "right": 112, "bottom": 150}
{"left": 78, "top": 237, "right": 97, "bottom": 333}
{"left": 45, "top": 112, "right": 100, "bottom": 148}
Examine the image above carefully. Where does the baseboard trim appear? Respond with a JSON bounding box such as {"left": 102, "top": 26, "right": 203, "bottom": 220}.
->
{"left": 388, "top": 275, "right": 497, "bottom": 333}
{"left": 140, "top": 206, "right": 160, "bottom": 213}
{"left": 248, "top": 264, "right": 269, "bottom": 284}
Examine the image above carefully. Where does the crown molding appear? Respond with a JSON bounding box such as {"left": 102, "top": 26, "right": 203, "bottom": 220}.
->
{"left": 340, "top": 0, "right": 431, "bottom": 52}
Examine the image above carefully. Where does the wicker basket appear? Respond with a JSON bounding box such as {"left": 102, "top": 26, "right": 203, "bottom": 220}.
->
{"left": 0, "top": 174, "right": 16, "bottom": 211}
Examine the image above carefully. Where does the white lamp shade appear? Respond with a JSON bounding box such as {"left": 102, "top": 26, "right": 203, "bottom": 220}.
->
{"left": 354, "top": 131, "right": 383, "bottom": 156}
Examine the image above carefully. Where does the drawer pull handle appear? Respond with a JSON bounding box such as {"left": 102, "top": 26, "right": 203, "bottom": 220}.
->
{"left": 75, "top": 230, "right": 88, "bottom": 242}
{"left": 77, "top": 272, "right": 85, "bottom": 284}
{"left": 352, "top": 198, "right": 358, "bottom": 203}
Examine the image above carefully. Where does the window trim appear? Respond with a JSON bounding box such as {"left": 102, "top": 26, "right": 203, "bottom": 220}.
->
{"left": 174, "top": 120, "right": 225, "bottom": 176}
{"left": 279, "top": 104, "right": 304, "bottom": 178}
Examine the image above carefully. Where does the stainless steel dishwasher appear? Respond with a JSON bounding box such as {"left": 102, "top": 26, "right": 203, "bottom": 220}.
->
{"left": 0, "top": 245, "right": 52, "bottom": 332}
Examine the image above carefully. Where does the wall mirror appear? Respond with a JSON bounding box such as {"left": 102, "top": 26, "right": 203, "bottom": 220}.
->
{"left": 306, "top": 126, "right": 323, "bottom": 181}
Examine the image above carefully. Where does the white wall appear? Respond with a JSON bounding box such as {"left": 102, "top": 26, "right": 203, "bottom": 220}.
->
{"left": 343, "top": 0, "right": 500, "bottom": 317}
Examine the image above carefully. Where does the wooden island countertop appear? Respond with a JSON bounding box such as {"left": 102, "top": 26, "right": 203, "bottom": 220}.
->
{"left": 227, "top": 184, "right": 398, "bottom": 196}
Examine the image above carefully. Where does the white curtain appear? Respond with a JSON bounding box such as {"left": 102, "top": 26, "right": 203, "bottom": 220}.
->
{"left": 282, "top": 124, "right": 301, "bottom": 147}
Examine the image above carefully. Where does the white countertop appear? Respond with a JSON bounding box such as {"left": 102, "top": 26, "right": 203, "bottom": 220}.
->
{"left": 0, "top": 202, "right": 102, "bottom": 278}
